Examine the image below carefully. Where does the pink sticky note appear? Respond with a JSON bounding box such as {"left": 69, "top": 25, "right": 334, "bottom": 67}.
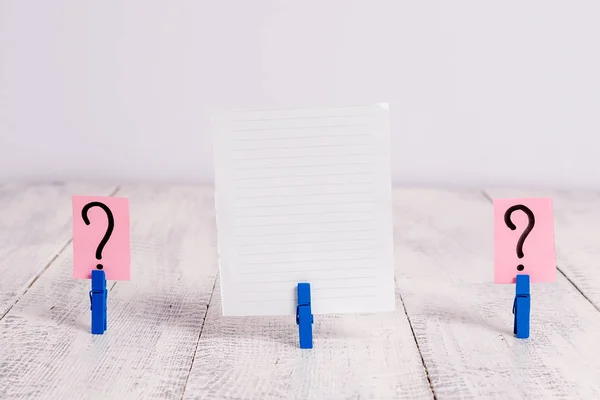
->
{"left": 494, "top": 198, "right": 556, "bottom": 284}
{"left": 73, "top": 196, "right": 130, "bottom": 280}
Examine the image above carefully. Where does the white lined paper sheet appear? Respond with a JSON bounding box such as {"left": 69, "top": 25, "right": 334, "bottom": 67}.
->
{"left": 212, "top": 104, "right": 395, "bottom": 316}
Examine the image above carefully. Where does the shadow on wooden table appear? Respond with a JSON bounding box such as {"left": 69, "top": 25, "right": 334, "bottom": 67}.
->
{"left": 407, "top": 298, "right": 514, "bottom": 337}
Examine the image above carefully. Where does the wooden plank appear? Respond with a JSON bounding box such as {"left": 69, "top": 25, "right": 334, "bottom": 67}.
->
{"left": 484, "top": 188, "right": 600, "bottom": 311}
{"left": 0, "top": 182, "right": 116, "bottom": 317}
{"left": 394, "top": 188, "right": 600, "bottom": 399}
{"left": 0, "top": 185, "right": 218, "bottom": 399}
{"left": 183, "top": 283, "right": 433, "bottom": 395}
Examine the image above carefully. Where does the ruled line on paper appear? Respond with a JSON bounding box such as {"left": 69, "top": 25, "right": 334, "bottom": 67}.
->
{"left": 235, "top": 219, "right": 373, "bottom": 228}
{"left": 234, "top": 210, "right": 373, "bottom": 219}
{"left": 238, "top": 257, "right": 377, "bottom": 265}
{"left": 226, "top": 103, "right": 380, "bottom": 113}
{"left": 231, "top": 131, "right": 374, "bottom": 151}
{"left": 235, "top": 228, "right": 375, "bottom": 239}
{"left": 237, "top": 267, "right": 376, "bottom": 275}
{"left": 235, "top": 227, "right": 376, "bottom": 237}
{"left": 237, "top": 246, "right": 376, "bottom": 257}
{"left": 234, "top": 192, "right": 373, "bottom": 201}
{"left": 231, "top": 124, "right": 369, "bottom": 132}
{"left": 234, "top": 201, "right": 374, "bottom": 211}
{"left": 235, "top": 219, "right": 372, "bottom": 228}
{"left": 239, "top": 285, "right": 379, "bottom": 294}
{"left": 233, "top": 172, "right": 373, "bottom": 181}
{"left": 234, "top": 191, "right": 373, "bottom": 201}
{"left": 232, "top": 152, "right": 371, "bottom": 161}
{"left": 242, "top": 275, "right": 377, "bottom": 284}
{"left": 234, "top": 167, "right": 373, "bottom": 180}
{"left": 238, "top": 253, "right": 377, "bottom": 265}
{"left": 235, "top": 210, "right": 374, "bottom": 220}
{"left": 235, "top": 165, "right": 372, "bottom": 175}
{"left": 235, "top": 189, "right": 371, "bottom": 199}
{"left": 234, "top": 133, "right": 373, "bottom": 142}
{"left": 230, "top": 177, "right": 376, "bottom": 187}
{"left": 238, "top": 214, "right": 373, "bottom": 225}
{"left": 236, "top": 177, "right": 373, "bottom": 186}
{"left": 234, "top": 130, "right": 372, "bottom": 141}
{"left": 232, "top": 143, "right": 373, "bottom": 152}
{"left": 239, "top": 276, "right": 381, "bottom": 286}
{"left": 234, "top": 181, "right": 372, "bottom": 190}
{"left": 234, "top": 217, "right": 376, "bottom": 230}
{"left": 240, "top": 285, "right": 384, "bottom": 301}
{"left": 234, "top": 162, "right": 372, "bottom": 170}
{"left": 235, "top": 228, "right": 375, "bottom": 238}
{"left": 231, "top": 114, "right": 371, "bottom": 122}
{"left": 234, "top": 199, "right": 374, "bottom": 209}
{"left": 242, "top": 294, "right": 378, "bottom": 303}
{"left": 232, "top": 148, "right": 375, "bottom": 159}
{"left": 235, "top": 239, "right": 376, "bottom": 248}
{"left": 238, "top": 255, "right": 377, "bottom": 267}
{"left": 236, "top": 238, "right": 375, "bottom": 247}
{"left": 232, "top": 156, "right": 374, "bottom": 168}
{"left": 236, "top": 245, "right": 375, "bottom": 253}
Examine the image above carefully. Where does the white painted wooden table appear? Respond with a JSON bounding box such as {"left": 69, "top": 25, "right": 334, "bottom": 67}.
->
{"left": 0, "top": 183, "right": 599, "bottom": 400}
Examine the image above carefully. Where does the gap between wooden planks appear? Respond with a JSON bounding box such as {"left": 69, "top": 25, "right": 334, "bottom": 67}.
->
{"left": 0, "top": 184, "right": 218, "bottom": 400}
{"left": 182, "top": 275, "right": 433, "bottom": 400}
{"left": 394, "top": 188, "right": 600, "bottom": 399}
{"left": 186, "top": 188, "right": 600, "bottom": 399}
{"left": 0, "top": 183, "right": 117, "bottom": 319}
{"left": 1, "top": 184, "right": 600, "bottom": 399}
{"left": 0, "top": 184, "right": 434, "bottom": 400}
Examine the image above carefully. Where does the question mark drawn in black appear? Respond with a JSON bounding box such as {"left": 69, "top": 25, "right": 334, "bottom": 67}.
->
{"left": 82, "top": 202, "right": 115, "bottom": 270}
{"left": 504, "top": 204, "right": 535, "bottom": 272}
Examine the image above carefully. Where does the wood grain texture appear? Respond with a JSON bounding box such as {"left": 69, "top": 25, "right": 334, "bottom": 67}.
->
{"left": 0, "top": 182, "right": 116, "bottom": 317}
{"left": 0, "top": 185, "right": 218, "bottom": 400}
{"left": 394, "top": 189, "right": 600, "bottom": 399}
{"left": 484, "top": 188, "right": 600, "bottom": 311}
{"left": 182, "top": 275, "right": 433, "bottom": 400}
{"left": 2, "top": 184, "right": 600, "bottom": 400}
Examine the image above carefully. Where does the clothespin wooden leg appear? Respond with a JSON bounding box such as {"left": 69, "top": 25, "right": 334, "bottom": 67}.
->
{"left": 513, "top": 274, "right": 530, "bottom": 339}
{"left": 90, "top": 269, "right": 107, "bottom": 335}
{"left": 296, "top": 282, "right": 313, "bottom": 349}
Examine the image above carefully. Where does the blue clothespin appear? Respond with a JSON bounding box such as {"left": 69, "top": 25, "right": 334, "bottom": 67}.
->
{"left": 513, "top": 274, "right": 530, "bottom": 339}
{"left": 89, "top": 269, "right": 108, "bottom": 334}
{"left": 296, "top": 282, "right": 314, "bottom": 349}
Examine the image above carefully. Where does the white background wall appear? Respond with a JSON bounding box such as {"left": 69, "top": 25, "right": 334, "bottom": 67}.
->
{"left": 1, "top": 1, "right": 599, "bottom": 187}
